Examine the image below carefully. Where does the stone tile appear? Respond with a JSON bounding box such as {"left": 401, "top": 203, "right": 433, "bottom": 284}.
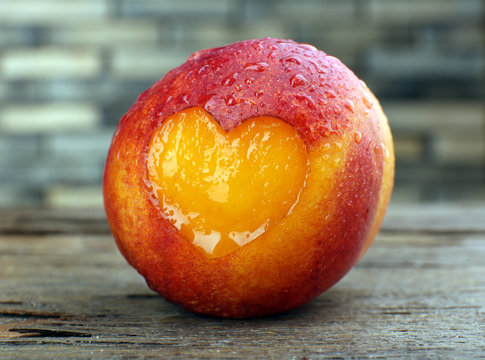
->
{"left": 110, "top": 48, "right": 189, "bottom": 78}
{"left": 383, "top": 101, "right": 484, "bottom": 133}
{"left": 367, "top": 0, "right": 483, "bottom": 24}
{"left": 0, "top": 47, "right": 101, "bottom": 80}
{"left": 0, "top": 185, "right": 42, "bottom": 208}
{"left": 44, "top": 129, "right": 115, "bottom": 164}
{"left": 47, "top": 20, "right": 160, "bottom": 47}
{"left": 316, "top": 26, "right": 383, "bottom": 54}
{"left": 433, "top": 133, "right": 485, "bottom": 165}
{"left": 0, "top": 81, "right": 6, "bottom": 102}
{"left": 394, "top": 135, "right": 427, "bottom": 162}
{"left": 0, "top": 103, "right": 100, "bottom": 134}
{"left": 1, "top": 162, "right": 103, "bottom": 187}
{"left": 0, "top": 26, "right": 34, "bottom": 47}
{"left": 447, "top": 26, "right": 485, "bottom": 48}
{"left": 45, "top": 185, "right": 103, "bottom": 208}
{"left": 0, "top": 0, "right": 108, "bottom": 24}
{"left": 119, "top": 0, "right": 232, "bottom": 18}
{"left": 366, "top": 46, "right": 483, "bottom": 80}
{"left": 0, "top": 135, "right": 40, "bottom": 167}
{"left": 181, "top": 20, "right": 288, "bottom": 50}
{"left": 274, "top": 0, "right": 355, "bottom": 23}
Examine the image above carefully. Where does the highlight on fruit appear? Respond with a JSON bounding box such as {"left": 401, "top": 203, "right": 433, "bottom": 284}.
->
{"left": 103, "top": 38, "right": 394, "bottom": 318}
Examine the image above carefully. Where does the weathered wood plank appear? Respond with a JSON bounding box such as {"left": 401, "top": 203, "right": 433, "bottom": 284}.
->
{"left": 0, "top": 206, "right": 484, "bottom": 359}
{"left": 2, "top": 203, "right": 485, "bottom": 235}
{"left": 382, "top": 203, "right": 485, "bottom": 233}
{"left": 0, "top": 208, "right": 108, "bottom": 235}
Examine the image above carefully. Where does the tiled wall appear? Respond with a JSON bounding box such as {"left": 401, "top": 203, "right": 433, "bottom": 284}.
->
{"left": 0, "top": 0, "right": 484, "bottom": 207}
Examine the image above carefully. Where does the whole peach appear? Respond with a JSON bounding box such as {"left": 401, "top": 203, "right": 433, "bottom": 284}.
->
{"left": 103, "top": 38, "right": 394, "bottom": 318}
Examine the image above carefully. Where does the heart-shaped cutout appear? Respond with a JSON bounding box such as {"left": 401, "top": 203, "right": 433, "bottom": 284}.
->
{"left": 147, "top": 107, "right": 309, "bottom": 258}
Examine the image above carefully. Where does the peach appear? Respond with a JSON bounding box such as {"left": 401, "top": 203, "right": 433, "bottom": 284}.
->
{"left": 103, "top": 38, "right": 394, "bottom": 318}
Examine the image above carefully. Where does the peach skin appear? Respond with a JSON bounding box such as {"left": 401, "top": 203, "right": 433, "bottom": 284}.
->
{"left": 103, "top": 38, "right": 394, "bottom": 318}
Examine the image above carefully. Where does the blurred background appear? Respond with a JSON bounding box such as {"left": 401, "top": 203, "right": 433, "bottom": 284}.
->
{"left": 0, "top": 0, "right": 483, "bottom": 208}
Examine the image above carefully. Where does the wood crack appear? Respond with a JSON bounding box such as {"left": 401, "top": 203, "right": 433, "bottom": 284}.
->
{"left": 8, "top": 328, "right": 92, "bottom": 338}
{"left": 0, "top": 310, "right": 73, "bottom": 320}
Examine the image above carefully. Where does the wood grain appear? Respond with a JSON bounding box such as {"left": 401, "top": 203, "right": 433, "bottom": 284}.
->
{"left": 1, "top": 205, "right": 484, "bottom": 359}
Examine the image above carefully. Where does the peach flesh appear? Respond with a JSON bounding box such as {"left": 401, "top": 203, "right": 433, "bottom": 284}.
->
{"left": 147, "top": 107, "right": 309, "bottom": 258}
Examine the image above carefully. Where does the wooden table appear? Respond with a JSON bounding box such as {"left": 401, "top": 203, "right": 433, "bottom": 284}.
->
{"left": 1, "top": 204, "right": 484, "bottom": 359}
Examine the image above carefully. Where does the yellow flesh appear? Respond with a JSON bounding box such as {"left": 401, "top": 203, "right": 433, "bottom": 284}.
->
{"left": 147, "top": 107, "right": 309, "bottom": 258}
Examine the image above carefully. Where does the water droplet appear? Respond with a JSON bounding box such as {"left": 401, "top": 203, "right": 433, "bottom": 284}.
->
{"left": 197, "top": 64, "right": 210, "bottom": 75}
{"left": 281, "top": 56, "right": 301, "bottom": 65}
{"left": 187, "top": 49, "right": 211, "bottom": 61}
{"left": 295, "top": 94, "right": 316, "bottom": 110}
{"left": 315, "top": 66, "right": 327, "bottom": 75}
{"left": 306, "top": 59, "right": 321, "bottom": 72}
{"left": 224, "top": 95, "right": 241, "bottom": 106}
{"left": 354, "top": 131, "right": 362, "bottom": 144}
{"left": 318, "top": 98, "right": 327, "bottom": 106}
{"left": 251, "top": 41, "right": 264, "bottom": 51}
{"left": 374, "top": 143, "right": 390, "bottom": 158}
{"left": 362, "top": 95, "right": 373, "bottom": 109}
{"left": 184, "top": 70, "right": 193, "bottom": 80}
{"left": 333, "top": 104, "right": 341, "bottom": 115}
{"left": 225, "top": 96, "right": 235, "bottom": 106}
{"left": 245, "top": 77, "right": 254, "bottom": 86}
{"left": 244, "top": 62, "right": 269, "bottom": 72}
{"left": 324, "top": 89, "right": 336, "bottom": 99}
{"left": 197, "top": 93, "right": 215, "bottom": 106}
{"left": 221, "top": 73, "right": 237, "bottom": 87}
{"left": 203, "top": 95, "right": 217, "bottom": 111}
{"left": 290, "top": 74, "right": 307, "bottom": 87}
{"left": 343, "top": 99, "right": 355, "bottom": 113}
{"left": 177, "top": 93, "right": 190, "bottom": 105}
{"left": 299, "top": 43, "right": 317, "bottom": 52}
{"left": 255, "top": 90, "right": 264, "bottom": 98}
{"left": 245, "top": 99, "right": 257, "bottom": 107}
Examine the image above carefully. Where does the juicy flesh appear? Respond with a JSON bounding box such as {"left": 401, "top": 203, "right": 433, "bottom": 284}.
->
{"left": 147, "top": 107, "right": 309, "bottom": 258}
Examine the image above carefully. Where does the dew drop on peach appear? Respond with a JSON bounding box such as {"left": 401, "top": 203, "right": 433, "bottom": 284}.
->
{"left": 224, "top": 95, "right": 237, "bottom": 106}
{"left": 197, "top": 64, "right": 210, "bottom": 75}
{"left": 280, "top": 56, "right": 302, "bottom": 66}
{"left": 222, "top": 73, "right": 237, "bottom": 87}
{"left": 354, "top": 131, "right": 362, "bottom": 144}
{"left": 343, "top": 99, "right": 355, "bottom": 113}
{"left": 362, "top": 94, "right": 373, "bottom": 109}
{"left": 244, "top": 62, "right": 269, "bottom": 72}
{"left": 255, "top": 90, "right": 264, "bottom": 98}
{"left": 290, "top": 74, "right": 307, "bottom": 87}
